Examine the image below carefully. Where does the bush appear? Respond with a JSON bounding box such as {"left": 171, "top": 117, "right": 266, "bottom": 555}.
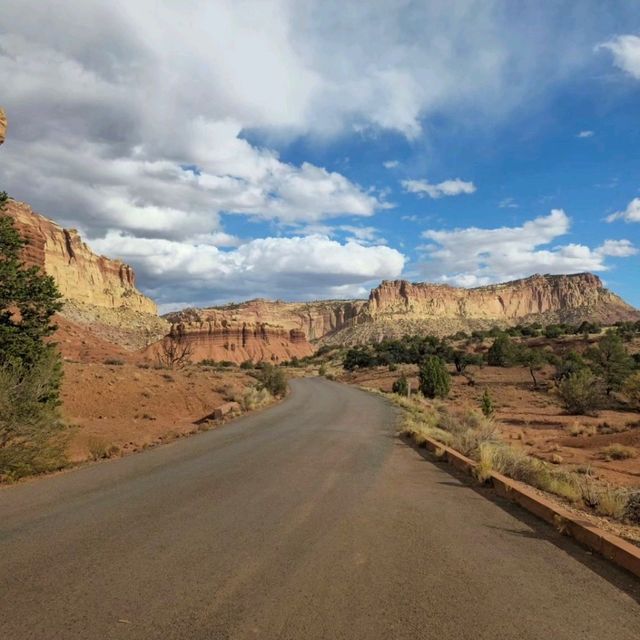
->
{"left": 392, "top": 374, "right": 409, "bottom": 396}
{"left": 625, "top": 492, "right": 640, "bottom": 524}
{"left": 481, "top": 388, "right": 494, "bottom": 417}
{"left": 104, "top": 358, "right": 124, "bottom": 366}
{"left": 256, "top": 364, "right": 287, "bottom": 397}
{"left": 0, "top": 351, "right": 69, "bottom": 480}
{"left": 623, "top": 372, "right": 640, "bottom": 409}
{"left": 558, "top": 369, "right": 601, "bottom": 415}
{"left": 487, "top": 334, "right": 516, "bottom": 367}
{"left": 602, "top": 444, "right": 636, "bottom": 460}
{"left": 240, "top": 359, "right": 254, "bottom": 370}
{"left": 419, "top": 356, "right": 450, "bottom": 399}
{"left": 318, "top": 364, "right": 327, "bottom": 377}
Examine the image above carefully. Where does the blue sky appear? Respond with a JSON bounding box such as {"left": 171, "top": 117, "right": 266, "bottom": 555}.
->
{"left": 1, "top": 1, "right": 639, "bottom": 310}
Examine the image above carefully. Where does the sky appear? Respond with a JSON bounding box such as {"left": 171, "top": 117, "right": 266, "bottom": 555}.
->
{"left": 1, "top": 0, "right": 639, "bottom": 312}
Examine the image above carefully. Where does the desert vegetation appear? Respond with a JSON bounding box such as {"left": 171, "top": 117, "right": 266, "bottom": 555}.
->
{"left": 330, "top": 322, "right": 640, "bottom": 538}
{"left": 0, "top": 192, "right": 69, "bottom": 480}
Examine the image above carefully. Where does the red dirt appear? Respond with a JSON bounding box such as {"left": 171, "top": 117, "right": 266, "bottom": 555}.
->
{"left": 342, "top": 363, "right": 640, "bottom": 488}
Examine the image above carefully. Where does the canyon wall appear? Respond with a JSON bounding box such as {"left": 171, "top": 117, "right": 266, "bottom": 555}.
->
{"left": 175, "top": 273, "right": 639, "bottom": 351}
{"left": 4, "top": 199, "right": 157, "bottom": 315}
{"left": 367, "top": 274, "right": 635, "bottom": 323}
{"left": 146, "top": 312, "right": 314, "bottom": 364}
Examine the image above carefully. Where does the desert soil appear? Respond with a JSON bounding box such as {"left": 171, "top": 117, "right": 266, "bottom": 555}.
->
{"left": 52, "top": 315, "right": 258, "bottom": 463}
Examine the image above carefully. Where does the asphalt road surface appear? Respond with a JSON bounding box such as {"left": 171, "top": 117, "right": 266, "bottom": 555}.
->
{"left": 1, "top": 377, "right": 640, "bottom": 639}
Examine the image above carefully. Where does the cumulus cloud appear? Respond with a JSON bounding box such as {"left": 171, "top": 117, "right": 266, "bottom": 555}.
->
{"left": 577, "top": 130, "right": 594, "bottom": 138}
{"left": 0, "top": 1, "right": 630, "bottom": 304}
{"left": 597, "top": 34, "right": 640, "bottom": 79}
{"left": 90, "top": 233, "right": 405, "bottom": 306}
{"left": 383, "top": 160, "right": 399, "bottom": 169}
{"left": 402, "top": 178, "right": 476, "bottom": 199}
{"left": 606, "top": 197, "right": 640, "bottom": 223}
{"left": 420, "top": 210, "right": 636, "bottom": 286}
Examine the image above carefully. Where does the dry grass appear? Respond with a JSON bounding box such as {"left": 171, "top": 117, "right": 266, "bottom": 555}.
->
{"left": 235, "top": 385, "right": 273, "bottom": 411}
{"left": 602, "top": 444, "right": 636, "bottom": 461}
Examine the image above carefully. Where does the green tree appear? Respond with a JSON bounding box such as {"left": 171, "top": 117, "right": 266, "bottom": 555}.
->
{"left": 586, "top": 332, "right": 633, "bottom": 396}
{"left": 419, "top": 356, "right": 450, "bottom": 399}
{"left": 392, "top": 373, "right": 409, "bottom": 396}
{"left": 0, "top": 193, "right": 67, "bottom": 478}
{"left": 487, "top": 334, "right": 516, "bottom": 367}
{"left": 480, "top": 388, "right": 494, "bottom": 417}
{"left": 517, "top": 347, "right": 546, "bottom": 390}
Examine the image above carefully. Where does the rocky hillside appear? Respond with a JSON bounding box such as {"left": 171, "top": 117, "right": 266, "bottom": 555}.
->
{"left": 174, "top": 273, "right": 639, "bottom": 349}
{"left": 4, "top": 199, "right": 167, "bottom": 352}
{"left": 5, "top": 199, "right": 156, "bottom": 314}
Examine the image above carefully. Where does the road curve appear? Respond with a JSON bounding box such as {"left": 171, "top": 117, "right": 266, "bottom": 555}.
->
{"left": 1, "top": 377, "right": 639, "bottom": 639}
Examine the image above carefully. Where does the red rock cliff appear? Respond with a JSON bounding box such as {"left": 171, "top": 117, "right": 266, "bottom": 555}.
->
{"left": 4, "top": 199, "right": 157, "bottom": 315}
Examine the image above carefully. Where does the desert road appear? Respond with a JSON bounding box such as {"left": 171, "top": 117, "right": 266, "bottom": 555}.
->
{"left": 1, "top": 378, "right": 639, "bottom": 639}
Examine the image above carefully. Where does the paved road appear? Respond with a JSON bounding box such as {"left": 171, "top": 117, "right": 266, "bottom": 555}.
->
{"left": 1, "top": 378, "right": 639, "bottom": 639}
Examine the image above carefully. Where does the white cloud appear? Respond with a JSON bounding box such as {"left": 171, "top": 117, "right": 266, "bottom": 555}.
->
{"left": 606, "top": 197, "right": 640, "bottom": 223}
{"left": 402, "top": 178, "right": 476, "bottom": 199}
{"left": 498, "top": 197, "right": 518, "bottom": 209}
{"left": 383, "top": 160, "right": 399, "bottom": 169}
{"left": 420, "top": 210, "right": 636, "bottom": 286}
{"left": 90, "top": 233, "right": 405, "bottom": 306}
{"left": 577, "top": 130, "right": 594, "bottom": 138}
{"left": 597, "top": 34, "right": 640, "bottom": 79}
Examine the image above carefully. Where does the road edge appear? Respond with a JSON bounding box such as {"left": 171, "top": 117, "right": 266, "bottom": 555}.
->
{"left": 411, "top": 432, "right": 640, "bottom": 579}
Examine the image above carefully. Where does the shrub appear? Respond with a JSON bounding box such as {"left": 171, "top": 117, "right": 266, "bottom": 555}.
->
{"left": 0, "top": 350, "right": 69, "bottom": 480}
{"left": 558, "top": 369, "right": 601, "bottom": 415}
{"left": 419, "top": 356, "right": 450, "bottom": 399}
{"left": 256, "top": 363, "right": 287, "bottom": 397}
{"left": 481, "top": 388, "right": 494, "bottom": 417}
{"left": 487, "top": 334, "right": 516, "bottom": 367}
{"left": 625, "top": 492, "right": 640, "bottom": 524}
{"left": 343, "top": 347, "right": 376, "bottom": 371}
{"left": 623, "top": 372, "right": 640, "bottom": 409}
{"left": 392, "top": 374, "right": 409, "bottom": 396}
{"left": 240, "top": 359, "right": 254, "bottom": 370}
{"left": 318, "top": 364, "right": 327, "bottom": 377}
{"left": 602, "top": 444, "right": 636, "bottom": 460}
{"left": 238, "top": 385, "right": 272, "bottom": 411}
{"left": 104, "top": 358, "right": 124, "bottom": 366}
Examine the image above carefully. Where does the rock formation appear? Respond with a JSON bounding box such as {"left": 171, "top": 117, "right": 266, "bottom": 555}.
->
{"left": 144, "top": 313, "right": 313, "bottom": 364}
{"left": 4, "top": 199, "right": 157, "bottom": 314}
{"left": 173, "top": 273, "right": 639, "bottom": 350}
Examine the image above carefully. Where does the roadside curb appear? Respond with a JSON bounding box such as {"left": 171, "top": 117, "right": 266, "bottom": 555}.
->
{"left": 416, "top": 434, "right": 640, "bottom": 580}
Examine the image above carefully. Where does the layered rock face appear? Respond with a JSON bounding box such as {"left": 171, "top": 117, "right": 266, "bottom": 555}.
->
{"left": 178, "top": 273, "right": 639, "bottom": 352}
{"left": 367, "top": 274, "right": 635, "bottom": 323}
{"left": 148, "top": 310, "right": 314, "bottom": 364}
{"left": 326, "top": 273, "right": 639, "bottom": 343}
{"left": 163, "top": 298, "right": 367, "bottom": 362}
{"left": 4, "top": 199, "right": 157, "bottom": 315}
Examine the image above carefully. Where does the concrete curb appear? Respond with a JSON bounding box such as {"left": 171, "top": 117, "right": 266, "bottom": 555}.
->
{"left": 415, "top": 434, "right": 640, "bottom": 580}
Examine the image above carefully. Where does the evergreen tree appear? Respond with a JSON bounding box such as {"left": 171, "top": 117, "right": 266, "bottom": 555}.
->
{"left": 481, "top": 388, "right": 494, "bottom": 417}
{"left": 419, "top": 356, "right": 450, "bottom": 399}
{"left": 586, "top": 332, "right": 633, "bottom": 396}
{"left": 0, "top": 193, "right": 66, "bottom": 479}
